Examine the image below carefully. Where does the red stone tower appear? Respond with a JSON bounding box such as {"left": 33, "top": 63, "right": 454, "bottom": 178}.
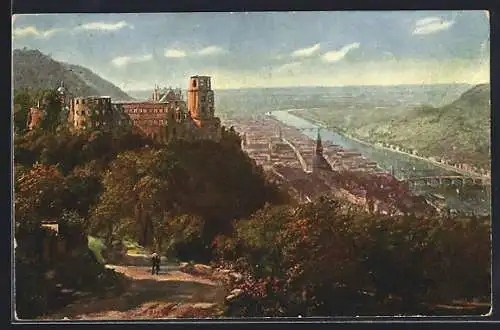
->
{"left": 187, "top": 75, "right": 215, "bottom": 128}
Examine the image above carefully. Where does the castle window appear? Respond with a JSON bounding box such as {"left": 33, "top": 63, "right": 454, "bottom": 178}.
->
{"left": 201, "top": 96, "right": 206, "bottom": 103}
{"left": 82, "top": 99, "right": 86, "bottom": 105}
{"left": 76, "top": 100, "right": 79, "bottom": 105}
{"left": 192, "top": 79, "right": 197, "bottom": 88}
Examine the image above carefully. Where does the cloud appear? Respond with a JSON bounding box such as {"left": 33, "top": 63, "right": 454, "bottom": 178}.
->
{"left": 164, "top": 49, "right": 187, "bottom": 58}
{"left": 322, "top": 42, "right": 360, "bottom": 62}
{"left": 412, "top": 17, "right": 455, "bottom": 35}
{"left": 291, "top": 43, "right": 321, "bottom": 57}
{"left": 274, "top": 61, "right": 302, "bottom": 74}
{"left": 197, "top": 46, "right": 225, "bottom": 56}
{"left": 78, "top": 21, "right": 132, "bottom": 31}
{"left": 111, "top": 54, "right": 153, "bottom": 67}
{"left": 13, "top": 26, "right": 61, "bottom": 39}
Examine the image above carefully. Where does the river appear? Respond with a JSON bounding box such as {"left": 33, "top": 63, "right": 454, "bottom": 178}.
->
{"left": 269, "top": 110, "right": 491, "bottom": 216}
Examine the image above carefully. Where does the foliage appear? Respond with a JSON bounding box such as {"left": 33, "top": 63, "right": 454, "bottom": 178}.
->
{"left": 218, "top": 197, "right": 491, "bottom": 317}
{"left": 15, "top": 164, "right": 67, "bottom": 229}
{"left": 88, "top": 235, "right": 107, "bottom": 264}
{"left": 14, "top": 127, "right": 151, "bottom": 175}
{"left": 89, "top": 139, "right": 288, "bottom": 262}
{"left": 13, "top": 48, "right": 133, "bottom": 100}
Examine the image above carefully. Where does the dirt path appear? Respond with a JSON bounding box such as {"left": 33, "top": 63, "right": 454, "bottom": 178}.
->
{"left": 43, "top": 261, "right": 228, "bottom": 320}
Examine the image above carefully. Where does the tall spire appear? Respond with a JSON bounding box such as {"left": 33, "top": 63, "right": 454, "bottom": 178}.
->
{"left": 315, "top": 128, "right": 323, "bottom": 155}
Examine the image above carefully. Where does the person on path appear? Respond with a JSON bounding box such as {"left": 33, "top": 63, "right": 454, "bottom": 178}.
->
{"left": 151, "top": 252, "right": 160, "bottom": 275}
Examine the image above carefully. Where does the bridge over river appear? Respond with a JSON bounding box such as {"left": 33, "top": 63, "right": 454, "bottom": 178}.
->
{"left": 403, "top": 175, "right": 490, "bottom": 187}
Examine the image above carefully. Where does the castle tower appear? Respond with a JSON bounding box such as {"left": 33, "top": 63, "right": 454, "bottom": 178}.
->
{"left": 27, "top": 100, "right": 45, "bottom": 130}
{"left": 57, "top": 81, "right": 70, "bottom": 125}
{"left": 57, "top": 81, "right": 66, "bottom": 105}
{"left": 152, "top": 84, "right": 161, "bottom": 102}
{"left": 187, "top": 75, "right": 215, "bottom": 127}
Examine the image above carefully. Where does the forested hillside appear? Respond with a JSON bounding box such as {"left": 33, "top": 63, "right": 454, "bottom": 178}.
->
{"left": 13, "top": 48, "right": 133, "bottom": 100}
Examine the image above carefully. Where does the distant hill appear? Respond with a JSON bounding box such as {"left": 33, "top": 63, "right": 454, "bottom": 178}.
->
{"left": 363, "top": 84, "right": 491, "bottom": 169}
{"left": 13, "top": 48, "right": 134, "bottom": 100}
{"left": 126, "top": 90, "right": 153, "bottom": 101}
{"left": 289, "top": 84, "right": 490, "bottom": 169}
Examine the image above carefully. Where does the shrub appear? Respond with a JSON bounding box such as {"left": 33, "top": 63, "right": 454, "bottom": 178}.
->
{"left": 219, "top": 197, "right": 491, "bottom": 317}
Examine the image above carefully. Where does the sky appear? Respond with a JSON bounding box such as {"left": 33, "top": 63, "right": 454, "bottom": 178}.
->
{"left": 12, "top": 11, "right": 490, "bottom": 91}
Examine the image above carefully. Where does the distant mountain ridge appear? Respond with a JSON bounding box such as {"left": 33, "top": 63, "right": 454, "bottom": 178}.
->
{"left": 13, "top": 48, "right": 134, "bottom": 100}
{"left": 362, "top": 83, "right": 491, "bottom": 169}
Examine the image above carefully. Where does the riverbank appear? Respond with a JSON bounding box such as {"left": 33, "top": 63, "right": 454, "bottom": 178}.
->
{"left": 287, "top": 111, "right": 489, "bottom": 180}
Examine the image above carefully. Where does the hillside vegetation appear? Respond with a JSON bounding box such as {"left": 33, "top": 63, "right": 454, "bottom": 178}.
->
{"left": 13, "top": 48, "right": 133, "bottom": 100}
{"left": 14, "top": 86, "right": 491, "bottom": 318}
{"left": 292, "top": 84, "right": 491, "bottom": 169}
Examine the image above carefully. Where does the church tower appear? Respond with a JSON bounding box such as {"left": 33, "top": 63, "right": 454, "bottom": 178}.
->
{"left": 315, "top": 129, "right": 323, "bottom": 155}
{"left": 312, "top": 129, "right": 332, "bottom": 173}
{"left": 187, "top": 75, "right": 215, "bottom": 127}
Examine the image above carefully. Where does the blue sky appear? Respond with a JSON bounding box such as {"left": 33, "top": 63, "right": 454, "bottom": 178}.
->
{"left": 12, "top": 11, "right": 489, "bottom": 90}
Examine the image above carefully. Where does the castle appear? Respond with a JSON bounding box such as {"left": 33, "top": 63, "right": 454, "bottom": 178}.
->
{"left": 27, "top": 76, "right": 222, "bottom": 144}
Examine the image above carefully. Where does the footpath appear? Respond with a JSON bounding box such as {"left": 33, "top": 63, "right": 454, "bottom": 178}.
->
{"left": 43, "top": 251, "right": 228, "bottom": 320}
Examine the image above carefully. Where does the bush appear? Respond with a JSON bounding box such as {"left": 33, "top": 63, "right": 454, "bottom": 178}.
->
{"left": 219, "top": 197, "right": 491, "bottom": 317}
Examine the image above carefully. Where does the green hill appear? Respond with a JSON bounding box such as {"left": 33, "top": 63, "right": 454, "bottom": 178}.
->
{"left": 291, "top": 84, "right": 491, "bottom": 170}
{"left": 13, "top": 48, "right": 134, "bottom": 100}
{"left": 367, "top": 84, "right": 490, "bottom": 169}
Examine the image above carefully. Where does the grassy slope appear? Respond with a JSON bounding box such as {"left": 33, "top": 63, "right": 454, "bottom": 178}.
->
{"left": 291, "top": 84, "right": 491, "bottom": 169}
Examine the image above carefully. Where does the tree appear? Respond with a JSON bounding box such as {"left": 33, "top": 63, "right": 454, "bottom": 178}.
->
{"left": 39, "top": 90, "right": 63, "bottom": 132}
{"left": 13, "top": 89, "right": 33, "bottom": 134}
{"left": 89, "top": 151, "right": 141, "bottom": 244}
{"left": 15, "top": 164, "right": 66, "bottom": 230}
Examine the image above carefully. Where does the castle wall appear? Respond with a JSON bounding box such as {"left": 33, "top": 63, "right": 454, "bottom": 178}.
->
{"left": 69, "top": 96, "right": 114, "bottom": 130}
{"left": 119, "top": 102, "right": 178, "bottom": 142}
{"left": 67, "top": 76, "right": 222, "bottom": 144}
